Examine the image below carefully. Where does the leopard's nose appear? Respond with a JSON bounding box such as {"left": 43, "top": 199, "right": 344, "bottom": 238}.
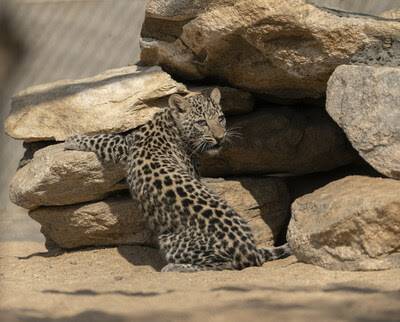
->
{"left": 210, "top": 122, "right": 225, "bottom": 144}
{"left": 214, "top": 133, "right": 225, "bottom": 144}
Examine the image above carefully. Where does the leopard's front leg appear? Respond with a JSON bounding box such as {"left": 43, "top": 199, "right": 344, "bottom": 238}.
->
{"left": 65, "top": 133, "right": 131, "bottom": 164}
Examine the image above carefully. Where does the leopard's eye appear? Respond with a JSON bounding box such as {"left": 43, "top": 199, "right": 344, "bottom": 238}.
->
{"left": 218, "top": 115, "right": 226, "bottom": 124}
{"left": 196, "top": 120, "right": 207, "bottom": 127}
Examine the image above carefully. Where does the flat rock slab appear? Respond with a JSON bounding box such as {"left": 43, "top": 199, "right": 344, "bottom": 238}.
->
{"left": 327, "top": 65, "right": 400, "bottom": 179}
{"left": 201, "top": 107, "right": 358, "bottom": 176}
{"left": 29, "top": 193, "right": 154, "bottom": 250}
{"left": 5, "top": 65, "right": 186, "bottom": 141}
{"left": 141, "top": 0, "right": 400, "bottom": 100}
{"left": 28, "top": 177, "right": 290, "bottom": 249}
{"left": 10, "top": 144, "right": 126, "bottom": 209}
{"left": 287, "top": 176, "right": 400, "bottom": 271}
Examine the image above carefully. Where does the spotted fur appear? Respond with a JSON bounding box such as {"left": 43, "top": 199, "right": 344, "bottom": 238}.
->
{"left": 65, "top": 88, "right": 291, "bottom": 272}
{"left": 65, "top": 133, "right": 131, "bottom": 164}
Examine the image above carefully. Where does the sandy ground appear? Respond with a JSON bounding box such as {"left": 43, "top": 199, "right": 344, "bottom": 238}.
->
{"left": 0, "top": 242, "right": 399, "bottom": 322}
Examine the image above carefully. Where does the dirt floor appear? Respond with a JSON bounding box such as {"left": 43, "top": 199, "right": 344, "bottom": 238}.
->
{"left": 0, "top": 241, "right": 399, "bottom": 322}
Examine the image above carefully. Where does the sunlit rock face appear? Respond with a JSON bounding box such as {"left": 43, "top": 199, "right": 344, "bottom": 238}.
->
{"left": 141, "top": 0, "right": 400, "bottom": 101}
{"left": 288, "top": 176, "right": 400, "bottom": 271}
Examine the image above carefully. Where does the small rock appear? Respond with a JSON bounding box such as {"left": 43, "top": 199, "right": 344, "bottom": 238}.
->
{"left": 287, "top": 176, "right": 400, "bottom": 271}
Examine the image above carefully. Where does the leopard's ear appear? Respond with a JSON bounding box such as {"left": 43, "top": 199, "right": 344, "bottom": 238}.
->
{"left": 210, "top": 87, "right": 221, "bottom": 104}
{"left": 168, "top": 94, "right": 188, "bottom": 113}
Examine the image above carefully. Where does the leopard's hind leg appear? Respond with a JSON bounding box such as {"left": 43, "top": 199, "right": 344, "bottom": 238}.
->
{"left": 159, "top": 230, "right": 233, "bottom": 273}
{"left": 259, "top": 243, "right": 292, "bottom": 261}
{"left": 161, "top": 262, "right": 233, "bottom": 273}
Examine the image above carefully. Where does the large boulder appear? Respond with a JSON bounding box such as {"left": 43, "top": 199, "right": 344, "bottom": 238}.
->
{"left": 9, "top": 144, "right": 126, "bottom": 209}
{"left": 140, "top": 0, "right": 400, "bottom": 101}
{"left": 201, "top": 107, "right": 358, "bottom": 177}
{"left": 5, "top": 65, "right": 186, "bottom": 141}
{"left": 30, "top": 177, "right": 290, "bottom": 249}
{"left": 287, "top": 176, "right": 400, "bottom": 271}
{"left": 326, "top": 65, "right": 400, "bottom": 179}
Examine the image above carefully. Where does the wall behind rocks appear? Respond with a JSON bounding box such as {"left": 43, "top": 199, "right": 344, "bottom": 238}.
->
{"left": 0, "top": 0, "right": 147, "bottom": 241}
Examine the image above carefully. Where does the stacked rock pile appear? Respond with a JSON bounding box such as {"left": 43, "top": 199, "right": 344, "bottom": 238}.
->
{"left": 5, "top": 0, "right": 400, "bottom": 270}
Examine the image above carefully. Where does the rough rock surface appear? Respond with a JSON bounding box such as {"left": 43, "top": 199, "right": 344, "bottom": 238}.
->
{"left": 201, "top": 107, "right": 358, "bottom": 177}
{"left": 5, "top": 65, "right": 186, "bottom": 141}
{"left": 28, "top": 177, "right": 290, "bottom": 249}
{"left": 29, "top": 193, "right": 154, "bottom": 250}
{"left": 9, "top": 144, "right": 126, "bottom": 209}
{"left": 350, "top": 38, "right": 400, "bottom": 67}
{"left": 287, "top": 176, "right": 400, "bottom": 271}
{"left": 326, "top": 65, "right": 400, "bottom": 179}
{"left": 140, "top": 0, "right": 400, "bottom": 100}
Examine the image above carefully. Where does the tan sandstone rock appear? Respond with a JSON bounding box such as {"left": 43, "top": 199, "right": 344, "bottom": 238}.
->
{"left": 29, "top": 193, "right": 154, "bottom": 249}
{"left": 30, "top": 177, "right": 290, "bottom": 249}
{"left": 287, "top": 176, "right": 400, "bottom": 271}
{"left": 200, "top": 107, "right": 358, "bottom": 177}
{"left": 326, "top": 65, "right": 400, "bottom": 179}
{"left": 140, "top": 0, "right": 400, "bottom": 101}
{"left": 5, "top": 64, "right": 254, "bottom": 143}
{"left": 5, "top": 65, "right": 186, "bottom": 141}
{"left": 9, "top": 144, "right": 126, "bottom": 209}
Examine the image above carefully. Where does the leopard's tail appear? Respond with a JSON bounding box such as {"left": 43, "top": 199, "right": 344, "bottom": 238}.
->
{"left": 259, "top": 243, "right": 292, "bottom": 262}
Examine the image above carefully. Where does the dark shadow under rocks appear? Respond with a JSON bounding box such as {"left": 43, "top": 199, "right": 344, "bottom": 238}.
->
{"left": 286, "top": 161, "right": 383, "bottom": 202}
{"left": 237, "top": 177, "right": 290, "bottom": 246}
{"left": 18, "top": 141, "right": 57, "bottom": 169}
{"left": 200, "top": 107, "right": 359, "bottom": 177}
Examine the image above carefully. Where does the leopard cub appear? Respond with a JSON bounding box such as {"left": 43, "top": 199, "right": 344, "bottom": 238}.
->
{"left": 65, "top": 88, "right": 291, "bottom": 272}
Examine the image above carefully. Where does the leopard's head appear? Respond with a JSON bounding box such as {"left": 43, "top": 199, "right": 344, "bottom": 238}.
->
{"left": 169, "top": 88, "right": 226, "bottom": 154}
